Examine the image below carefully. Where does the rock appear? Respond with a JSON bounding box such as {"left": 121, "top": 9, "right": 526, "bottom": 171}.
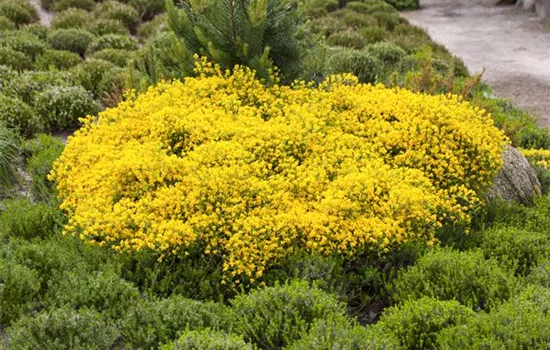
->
{"left": 535, "top": 0, "right": 550, "bottom": 18}
{"left": 487, "top": 146, "right": 541, "bottom": 205}
{"left": 518, "top": 0, "right": 536, "bottom": 11}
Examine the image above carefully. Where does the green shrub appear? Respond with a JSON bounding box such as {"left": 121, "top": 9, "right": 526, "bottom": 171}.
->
{"left": 0, "top": 31, "right": 47, "bottom": 60}
{"left": 89, "top": 48, "right": 129, "bottom": 67}
{"left": 0, "top": 0, "right": 38, "bottom": 26}
{"left": 327, "top": 30, "right": 366, "bottom": 49}
{"left": 384, "top": 0, "right": 419, "bottom": 10}
{"left": 137, "top": 13, "right": 167, "bottom": 39}
{"left": 329, "top": 48, "right": 381, "bottom": 83}
{"left": 1, "top": 69, "right": 78, "bottom": 105}
{"left": 516, "top": 123, "right": 550, "bottom": 149}
{"left": 0, "top": 121, "right": 18, "bottom": 190}
{"left": 231, "top": 280, "right": 346, "bottom": 349}
{"left": 527, "top": 258, "right": 550, "bottom": 287}
{"left": 21, "top": 23, "right": 49, "bottom": 40}
{"left": 0, "top": 260, "right": 41, "bottom": 325}
{"left": 372, "top": 11, "right": 400, "bottom": 31}
{"left": 120, "top": 295, "right": 234, "bottom": 349}
{"left": 86, "top": 34, "right": 138, "bottom": 55}
{"left": 480, "top": 226, "right": 549, "bottom": 276}
{"left": 437, "top": 285, "right": 550, "bottom": 349}
{"left": 34, "top": 85, "right": 101, "bottom": 131}
{"left": 0, "top": 15, "right": 15, "bottom": 30}
{"left": 306, "top": 16, "right": 345, "bottom": 37}
{"left": 35, "top": 49, "right": 82, "bottom": 70}
{"left": 24, "top": 134, "right": 64, "bottom": 200}
{"left": 375, "top": 297, "right": 476, "bottom": 350}
{"left": 127, "top": 0, "right": 165, "bottom": 21}
{"left": 5, "top": 307, "right": 121, "bottom": 350}
{"left": 96, "top": 1, "right": 140, "bottom": 32}
{"left": 51, "top": 8, "right": 94, "bottom": 29}
{"left": 71, "top": 58, "right": 123, "bottom": 98}
{"left": 332, "top": 9, "right": 378, "bottom": 28}
{"left": 0, "top": 198, "right": 60, "bottom": 240}
{"left": 85, "top": 18, "right": 130, "bottom": 36}
{"left": 349, "top": 0, "right": 397, "bottom": 13}
{"left": 0, "top": 46, "right": 32, "bottom": 71}
{"left": 164, "top": 329, "right": 253, "bottom": 350}
{"left": 391, "top": 248, "right": 519, "bottom": 311}
{"left": 47, "top": 28, "right": 95, "bottom": 55}
{"left": 365, "top": 41, "right": 405, "bottom": 66}
{"left": 53, "top": 0, "right": 96, "bottom": 12}
{"left": 0, "top": 94, "right": 42, "bottom": 136}
{"left": 358, "top": 26, "right": 389, "bottom": 44}
{"left": 304, "top": 0, "right": 339, "bottom": 17}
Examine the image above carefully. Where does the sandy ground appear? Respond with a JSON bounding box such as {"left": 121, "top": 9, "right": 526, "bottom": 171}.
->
{"left": 30, "top": 0, "right": 52, "bottom": 27}
{"left": 404, "top": 0, "right": 550, "bottom": 128}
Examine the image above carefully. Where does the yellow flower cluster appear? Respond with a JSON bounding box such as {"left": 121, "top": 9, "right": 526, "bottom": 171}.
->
{"left": 51, "top": 58, "right": 507, "bottom": 281}
{"left": 520, "top": 148, "right": 550, "bottom": 171}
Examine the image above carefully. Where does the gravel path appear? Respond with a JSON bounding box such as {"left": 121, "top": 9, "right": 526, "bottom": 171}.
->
{"left": 404, "top": 0, "right": 550, "bottom": 128}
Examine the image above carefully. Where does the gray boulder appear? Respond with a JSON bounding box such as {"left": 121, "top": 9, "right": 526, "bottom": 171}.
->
{"left": 487, "top": 146, "right": 541, "bottom": 204}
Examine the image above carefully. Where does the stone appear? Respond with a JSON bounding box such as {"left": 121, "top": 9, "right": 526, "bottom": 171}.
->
{"left": 486, "top": 146, "right": 541, "bottom": 205}
{"left": 518, "top": 0, "right": 536, "bottom": 11}
{"left": 535, "top": 0, "right": 550, "bottom": 18}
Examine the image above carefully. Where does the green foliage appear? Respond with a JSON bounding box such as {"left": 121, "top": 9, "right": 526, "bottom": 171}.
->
{"left": 358, "top": 26, "right": 388, "bottom": 44}
{"left": 5, "top": 307, "right": 121, "bottom": 350}
{"left": 437, "top": 285, "right": 550, "bottom": 349}
{"left": 35, "top": 49, "right": 82, "bottom": 70}
{"left": 332, "top": 9, "right": 378, "bottom": 28}
{"left": 0, "top": 93, "right": 42, "bottom": 137}
{"left": 0, "top": 0, "right": 38, "bottom": 26}
{"left": 51, "top": 8, "right": 94, "bottom": 29}
{"left": 365, "top": 41, "right": 405, "bottom": 66}
{"left": 96, "top": 1, "right": 140, "bottom": 32}
{"left": 327, "top": 29, "right": 366, "bottom": 49}
{"left": 0, "top": 198, "right": 60, "bottom": 240}
{"left": 127, "top": 0, "right": 166, "bottom": 21}
{"left": 0, "top": 46, "right": 32, "bottom": 71}
{"left": 47, "top": 28, "right": 95, "bottom": 55}
{"left": 0, "top": 31, "right": 47, "bottom": 60}
{"left": 375, "top": 297, "right": 476, "bottom": 350}
{"left": 0, "top": 15, "right": 15, "bottom": 30}
{"left": 23, "top": 134, "right": 64, "bottom": 201}
{"left": 53, "top": 0, "right": 96, "bottom": 12}
{"left": 0, "top": 260, "right": 41, "bottom": 325}
{"left": 0, "top": 121, "right": 18, "bottom": 190}
{"left": 137, "top": 13, "right": 167, "bottom": 39}
{"left": 89, "top": 48, "right": 129, "bottom": 67}
{"left": 164, "top": 329, "right": 253, "bottom": 350}
{"left": 1, "top": 69, "right": 78, "bottom": 105}
{"left": 71, "top": 59, "right": 124, "bottom": 99}
{"left": 21, "top": 23, "right": 49, "bottom": 40}
{"left": 384, "top": 0, "right": 419, "bottom": 10}
{"left": 85, "top": 18, "right": 130, "bottom": 36}
{"left": 119, "top": 295, "right": 234, "bottom": 349}
{"left": 304, "top": 0, "right": 339, "bottom": 17}
{"left": 329, "top": 48, "right": 380, "bottom": 82}
{"left": 391, "top": 248, "right": 519, "bottom": 311}
{"left": 33, "top": 85, "right": 101, "bottom": 131}
{"left": 527, "top": 258, "right": 550, "bottom": 287}
{"left": 231, "top": 280, "right": 346, "bottom": 349}
{"left": 86, "top": 33, "right": 138, "bottom": 55}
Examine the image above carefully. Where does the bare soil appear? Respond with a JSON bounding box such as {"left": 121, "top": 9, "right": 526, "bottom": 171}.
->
{"left": 404, "top": 0, "right": 550, "bottom": 128}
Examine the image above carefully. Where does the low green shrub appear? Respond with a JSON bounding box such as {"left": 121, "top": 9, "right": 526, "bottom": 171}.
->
{"left": 375, "top": 297, "right": 476, "bottom": 350}
{"left": 306, "top": 16, "right": 345, "bottom": 37}
{"left": 119, "top": 295, "right": 234, "bottom": 349}
{"left": 21, "top": 23, "right": 49, "bottom": 40}
{"left": 527, "top": 258, "right": 550, "bottom": 287}
{"left": 0, "top": 0, "right": 38, "bottom": 26}
{"left": 0, "top": 31, "right": 47, "bottom": 60}
{"left": 51, "top": 8, "right": 94, "bottom": 29}
{"left": 5, "top": 307, "right": 121, "bottom": 350}
{"left": 516, "top": 123, "right": 550, "bottom": 149}
{"left": 137, "top": 13, "right": 168, "bottom": 39}
{"left": 391, "top": 248, "right": 519, "bottom": 311}
{"left": 327, "top": 30, "right": 366, "bottom": 49}
{"left": 372, "top": 10, "right": 401, "bottom": 31}
{"left": 358, "top": 26, "right": 389, "bottom": 44}
{"left": 0, "top": 93, "right": 42, "bottom": 136}
{"left": 85, "top": 18, "right": 130, "bottom": 36}
{"left": 384, "top": 0, "right": 419, "bottom": 10}
{"left": 89, "top": 48, "right": 129, "bottom": 67}
{"left": 35, "top": 49, "right": 82, "bottom": 70}
{"left": 53, "top": 0, "right": 96, "bottom": 12}
{"left": 24, "top": 134, "right": 64, "bottom": 200}
{"left": 437, "top": 285, "right": 550, "bottom": 349}
{"left": 305, "top": 0, "right": 339, "bottom": 17}
{"left": 33, "top": 85, "right": 101, "bottom": 131}
{"left": 332, "top": 9, "right": 378, "bottom": 28}
{"left": 0, "top": 15, "right": 15, "bottom": 30}
{"left": 47, "top": 28, "right": 95, "bottom": 55}
{"left": 0, "top": 198, "right": 60, "bottom": 240}
{"left": 329, "top": 48, "right": 381, "bottom": 83}
{"left": 71, "top": 58, "right": 123, "bottom": 98}
{"left": 0, "top": 260, "right": 41, "bottom": 325}
{"left": 365, "top": 41, "right": 405, "bottom": 66}
{"left": 86, "top": 34, "right": 138, "bottom": 55}
{"left": 1, "top": 69, "right": 78, "bottom": 105}
{"left": 164, "top": 329, "right": 253, "bottom": 350}
{"left": 0, "top": 121, "right": 19, "bottom": 190}
{"left": 96, "top": 1, "right": 140, "bottom": 32}
{"left": 480, "top": 226, "right": 549, "bottom": 276}
{"left": 231, "top": 280, "right": 346, "bottom": 349}
{"left": 0, "top": 46, "right": 32, "bottom": 71}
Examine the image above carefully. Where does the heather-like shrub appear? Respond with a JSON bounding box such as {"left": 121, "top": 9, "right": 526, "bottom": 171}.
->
{"left": 329, "top": 48, "right": 381, "bottom": 82}
{"left": 0, "top": 120, "right": 18, "bottom": 190}
{"left": 527, "top": 258, "right": 550, "bottom": 287}
{"left": 34, "top": 85, "right": 101, "bottom": 131}
{"left": 35, "top": 49, "right": 82, "bottom": 70}
{"left": 306, "top": 16, "right": 345, "bottom": 37}
{"left": 0, "top": 15, "right": 15, "bottom": 30}
{"left": 305, "top": 0, "right": 339, "bottom": 17}
{"left": 365, "top": 41, "right": 405, "bottom": 66}
{"left": 89, "top": 48, "right": 129, "bottom": 67}
{"left": 51, "top": 60, "right": 506, "bottom": 282}
{"left": 231, "top": 280, "right": 346, "bottom": 348}
{"left": 137, "top": 13, "right": 167, "bottom": 39}
{"left": 86, "top": 34, "right": 138, "bottom": 55}
{"left": 0, "top": 94, "right": 41, "bottom": 136}
{"left": 71, "top": 58, "right": 123, "bottom": 98}
{"left": 47, "top": 28, "right": 95, "bottom": 55}
{"left": 51, "top": 8, "right": 94, "bottom": 29}
{"left": 358, "top": 26, "right": 389, "bottom": 44}
{"left": 332, "top": 9, "right": 378, "bottom": 28}
{"left": 327, "top": 30, "right": 366, "bottom": 49}
{"left": 5, "top": 307, "right": 121, "bottom": 350}
{"left": 164, "top": 329, "right": 253, "bottom": 350}
{"left": 391, "top": 248, "right": 519, "bottom": 311}
{"left": 53, "top": 0, "right": 96, "bottom": 12}
{"left": 375, "top": 297, "right": 476, "bottom": 349}
{"left": 120, "top": 295, "right": 234, "bottom": 349}
{"left": 0, "top": 31, "right": 47, "bottom": 60}
{"left": 1, "top": 69, "right": 78, "bottom": 104}
{"left": 21, "top": 23, "right": 49, "bottom": 40}
{"left": 0, "top": 0, "right": 38, "bottom": 26}
{"left": 0, "top": 260, "right": 41, "bottom": 325}
{"left": 128, "top": 0, "right": 166, "bottom": 21}
{"left": 24, "top": 134, "right": 65, "bottom": 200}
{"left": 0, "top": 198, "right": 60, "bottom": 240}
{"left": 437, "top": 285, "right": 550, "bottom": 349}
{"left": 85, "top": 18, "right": 130, "bottom": 36}
{"left": 384, "top": 0, "right": 419, "bottom": 10}
{"left": 0, "top": 46, "right": 32, "bottom": 71}
{"left": 95, "top": 1, "right": 140, "bottom": 32}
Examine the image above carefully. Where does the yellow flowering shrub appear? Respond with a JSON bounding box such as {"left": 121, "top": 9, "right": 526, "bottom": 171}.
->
{"left": 520, "top": 148, "right": 550, "bottom": 171}
{"left": 51, "top": 58, "right": 507, "bottom": 281}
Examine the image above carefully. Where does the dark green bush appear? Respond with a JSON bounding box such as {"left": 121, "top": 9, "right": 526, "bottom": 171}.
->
{"left": 165, "top": 329, "right": 253, "bottom": 350}
{"left": 51, "top": 8, "right": 94, "bottom": 29}
{"left": 329, "top": 48, "right": 381, "bottom": 83}
{"left": 5, "top": 307, "right": 121, "bottom": 350}
{"left": 119, "top": 295, "right": 234, "bottom": 349}
{"left": 375, "top": 297, "right": 476, "bottom": 350}
{"left": 85, "top": 18, "right": 130, "bottom": 36}
{"left": 231, "top": 280, "right": 346, "bottom": 349}
{"left": 53, "top": 0, "right": 96, "bottom": 12}
{"left": 391, "top": 248, "right": 519, "bottom": 311}
{"left": 0, "top": 31, "right": 47, "bottom": 60}
{"left": 35, "top": 49, "right": 82, "bottom": 70}
{"left": 24, "top": 134, "right": 64, "bottom": 200}
{"left": 437, "top": 285, "right": 550, "bottom": 349}
{"left": 127, "top": 0, "right": 165, "bottom": 21}
{"left": 480, "top": 226, "right": 549, "bottom": 276}
{"left": 0, "top": 198, "right": 60, "bottom": 240}
{"left": 358, "top": 26, "right": 389, "bottom": 44}
{"left": 0, "top": 46, "right": 32, "bottom": 71}
{"left": 0, "top": 0, "right": 38, "bottom": 26}
{"left": 0, "top": 93, "right": 42, "bottom": 136}
{"left": 33, "top": 85, "right": 101, "bottom": 131}
{"left": 86, "top": 33, "right": 138, "bottom": 55}
{"left": 327, "top": 30, "right": 366, "bottom": 49}
{"left": 0, "top": 260, "right": 41, "bottom": 325}
{"left": 89, "top": 48, "right": 129, "bottom": 67}
{"left": 0, "top": 120, "right": 19, "bottom": 190}
{"left": 0, "top": 15, "right": 15, "bottom": 30}
{"left": 515, "top": 123, "right": 550, "bottom": 149}
{"left": 47, "top": 28, "right": 95, "bottom": 55}
{"left": 96, "top": 1, "right": 140, "bottom": 32}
